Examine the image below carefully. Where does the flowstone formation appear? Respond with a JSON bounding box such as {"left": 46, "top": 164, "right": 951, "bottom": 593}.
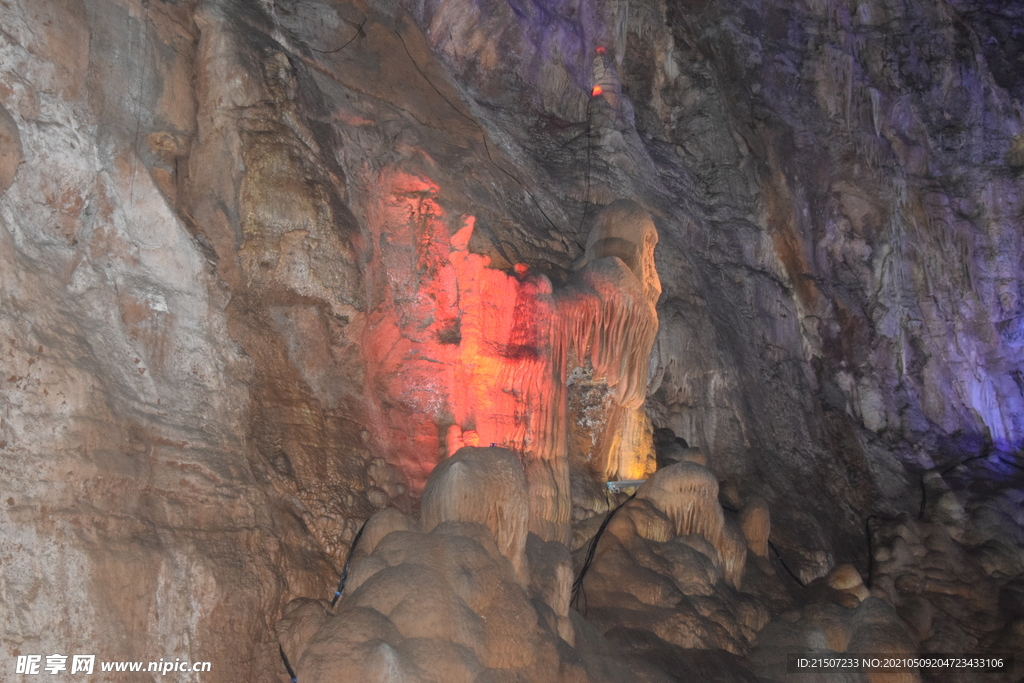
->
{"left": 279, "top": 449, "right": 935, "bottom": 682}
{"left": 561, "top": 199, "right": 661, "bottom": 483}
{"left": 573, "top": 463, "right": 770, "bottom": 655}
{"left": 277, "top": 449, "right": 781, "bottom": 683}
{"left": 277, "top": 447, "right": 628, "bottom": 682}
{"left": 362, "top": 181, "right": 661, "bottom": 542}
{"left": 4, "top": 0, "right": 1024, "bottom": 680}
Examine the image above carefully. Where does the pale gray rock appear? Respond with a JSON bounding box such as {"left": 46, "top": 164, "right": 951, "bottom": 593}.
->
{"left": 0, "top": 103, "right": 21, "bottom": 194}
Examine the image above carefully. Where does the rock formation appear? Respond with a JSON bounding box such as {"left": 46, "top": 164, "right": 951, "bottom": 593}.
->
{"left": 740, "top": 497, "right": 771, "bottom": 560}
{"left": 362, "top": 178, "right": 662, "bottom": 542}
{"left": 420, "top": 446, "right": 530, "bottom": 578}
{"left": 560, "top": 199, "right": 661, "bottom": 482}
{"left": 2, "top": 0, "right": 1023, "bottom": 681}
{"left": 278, "top": 446, "right": 633, "bottom": 682}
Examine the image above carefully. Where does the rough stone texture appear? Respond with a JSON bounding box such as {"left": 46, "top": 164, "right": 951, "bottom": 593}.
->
{"left": 2, "top": 0, "right": 1023, "bottom": 680}
{"left": 572, "top": 467, "right": 774, "bottom": 665}
{"left": 0, "top": 0, "right": 351, "bottom": 678}
{"left": 281, "top": 450, "right": 636, "bottom": 683}
{"left": 0, "top": 102, "right": 21, "bottom": 194}
{"left": 404, "top": 0, "right": 1024, "bottom": 576}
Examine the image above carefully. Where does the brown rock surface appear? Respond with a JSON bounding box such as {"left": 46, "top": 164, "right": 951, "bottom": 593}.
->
{"left": 3, "top": 0, "right": 1023, "bottom": 680}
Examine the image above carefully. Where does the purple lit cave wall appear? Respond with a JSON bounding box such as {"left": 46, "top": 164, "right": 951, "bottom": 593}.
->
{"left": 1, "top": 0, "right": 1023, "bottom": 682}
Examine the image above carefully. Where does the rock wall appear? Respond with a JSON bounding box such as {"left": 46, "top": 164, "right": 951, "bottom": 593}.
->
{"left": 0, "top": 0, "right": 342, "bottom": 677}
{"left": 2, "top": 0, "right": 1022, "bottom": 680}
{"left": 406, "top": 0, "right": 1024, "bottom": 572}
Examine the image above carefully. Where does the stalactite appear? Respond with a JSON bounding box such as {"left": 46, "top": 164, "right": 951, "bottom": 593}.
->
{"left": 557, "top": 200, "right": 661, "bottom": 480}
{"left": 364, "top": 180, "right": 660, "bottom": 531}
{"left": 869, "top": 87, "right": 883, "bottom": 137}
{"left": 627, "top": 0, "right": 661, "bottom": 40}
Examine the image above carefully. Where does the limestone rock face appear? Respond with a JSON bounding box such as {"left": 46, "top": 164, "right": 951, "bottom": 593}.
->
{"left": 2, "top": 0, "right": 1023, "bottom": 680}
{"left": 0, "top": 0, "right": 341, "bottom": 678}
{"left": 0, "top": 102, "right": 21, "bottom": 193}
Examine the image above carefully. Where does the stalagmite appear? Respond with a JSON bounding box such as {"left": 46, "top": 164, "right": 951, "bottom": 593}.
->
{"left": 620, "top": 498, "right": 675, "bottom": 544}
{"left": 719, "top": 521, "right": 749, "bottom": 589}
{"left": 637, "top": 462, "right": 724, "bottom": 541}
{"left": 420, "top": 446, "right": 530, "bottom": 578}
{"left": 740, "top": 497, "right": 771, "bottom": 559}
{"left": 825, "top": 564, "right": 870, "bottom": 604}
{"left": 847, "top": 599, "right": 921, "bottom": 683}
{"left": 635, "top": 462, "right": 748, "bottom": 587}
{"left": 525, "top": 533, "right": 576, "bottom": 645}
{"left": 358, "top": 508, "right": 419, "bottom": 558}
{"left": 279, "top": 446, "right": 591, "bottom": 682}
{"left": 276, "top": 599, "right": 330, "bottom": 668}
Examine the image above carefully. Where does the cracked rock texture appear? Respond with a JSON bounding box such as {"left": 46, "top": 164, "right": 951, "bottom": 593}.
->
{"left": 2, "top": 0, "right": 1022, "bottom": 681}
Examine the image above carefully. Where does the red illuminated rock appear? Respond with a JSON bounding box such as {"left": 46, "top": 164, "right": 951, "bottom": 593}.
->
{"left": 361, "top": 172, "right": 662, "bottom": 540}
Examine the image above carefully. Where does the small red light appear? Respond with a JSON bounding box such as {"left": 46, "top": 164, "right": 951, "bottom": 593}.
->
{"left": 591, "top": 85, "right": 603, "bottom": 97}
{"left": 514, "top": 263, "right": 529, "bottom": 276}
{"left": 595, "top": 46, "right": 606, "bottom": 54}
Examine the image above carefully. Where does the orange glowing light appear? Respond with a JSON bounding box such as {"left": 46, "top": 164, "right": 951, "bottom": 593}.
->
{"left": 591, "top": 85, "right": 603, "bottom": 97}
{"left": 363, "top": 172, "right": 564, "bottom": 490}
{"left": 363, "top": 169, "right": 660, "bottom": 496}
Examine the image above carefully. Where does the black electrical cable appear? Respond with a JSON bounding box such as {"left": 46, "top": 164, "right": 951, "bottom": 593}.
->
{"left": 576, "top": 95, "right": 594, "bottom": 235}
{"left": 331, "top": 517, "right": 370, "bottom": 607}
{"left": 308, "top": 19, "right": 366, "bottom": 54}
{"left": 279, "top": 645, "right": 297, "bottom": 683}
{"left": 276, "top": 515, "right": 371, "bottom": 683}
{"left": 571, "top": 490, "right": 637, "bottom": 612}
{"left": 768, "top": 539, "right": 805, "bottom": 587}
{"left": 940, "top": 450, "right": 991, "bottom": 477}
{"left": 722, "top": 502, "right": 807, "bottom": 587}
